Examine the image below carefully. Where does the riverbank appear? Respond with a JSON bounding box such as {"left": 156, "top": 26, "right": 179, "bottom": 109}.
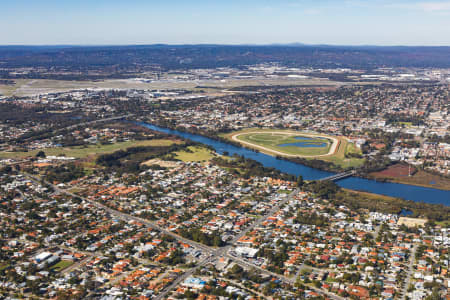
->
{"left": 221, "top": 128, "right": 365, "bottom": 170}
{"left": 336, "top": 188, "right": 449, "bottom": 224}
{"left": 135, "top": 121, "right": 450, "bottom": 206}
{"left": 220, "top": 128, "right": 450, "bottom": 192}
{"left": 144, "top": 123, "right": 351, "bottom": 173}
{"left": 369, "top": 167, "right": 450, "bottom": 191}
{"left": 229, "top": 129, "right": 336, "bottom": 157}
{"left": 161, "top": 122, "right": 450, "bottom": 192}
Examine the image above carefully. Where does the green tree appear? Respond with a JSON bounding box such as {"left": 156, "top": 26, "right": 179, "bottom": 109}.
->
{"left": 36, "top": 150, "right": 46, "bottom": 158}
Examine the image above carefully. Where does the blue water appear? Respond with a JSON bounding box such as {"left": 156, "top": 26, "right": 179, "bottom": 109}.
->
{"left": 400, "top": 209, "right": 413, "bottom": 216}
{"left": 279, "top": 141, "right": 328, "bottom": 148}
{"left": 279, "top": 136, "right": 328, "bottom": 148}
{"left": 139, "top": 122, "right": 450, "bottom": 206}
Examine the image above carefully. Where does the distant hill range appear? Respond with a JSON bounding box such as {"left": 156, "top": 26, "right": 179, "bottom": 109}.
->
{"left": 0, "top": 44, "right": 449, "bottom": 78}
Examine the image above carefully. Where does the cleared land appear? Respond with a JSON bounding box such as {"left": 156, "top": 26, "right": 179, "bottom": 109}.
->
{"left": 371, "top": 165, "right": 450, "bottom": 191}
{"left": 372, "top": 163, "right": 413, "bottom": 177}
{"left": 224, "top": 128, "right": 364, "bottom": 168}
{"left": 51, "top": 260, "right": 74, "bottom": 272}
{"left": 0, "top": 77, "right": 342, "bottom": 97}
{"left": 141, "top": 158, "right": 179, "bottom": 168}
{"left": 0, "top": 139, "right": 181, "bottom": 160}
{"left": 174, "top": 146, "right": 215, "bottom": 162}
{"left": 397, "top": 217, "right": 428, "bottom": 227}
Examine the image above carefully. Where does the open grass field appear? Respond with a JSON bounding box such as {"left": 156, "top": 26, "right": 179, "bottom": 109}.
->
{"left": 50, "top": 260, "right": 74, "bottom": 272}
{"left": 236, "top": 132, "right": 332, "bottom": 156}
{"left": 373, "top": 163, "right": 413, "bottom": 177}
{"left": 319, "top": 137, "right": 365, "bottom": 168}
{"left": 0, "top": 139, "right": 181, "bottom": 160}
{"left": 174, "top": 146, "right": 215, "bottom": 162}
{"left": 0, "top": 262, "right": 9, "bottom": 271}
{"left": 223, "top": 128, "right": 364, "bottom": 169}
{"left": 341, "top": 188, "right": 400, "bottom": 202}
{"left": 371, "top": 166, "right": 450, "bottom": 191}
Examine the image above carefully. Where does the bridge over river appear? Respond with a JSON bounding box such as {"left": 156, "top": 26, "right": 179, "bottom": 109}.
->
{"left": 136, "top": 122, "right": 450, "bottom": 206}
{"left": 318, "top": 170, "right": 357, "bottom": 182}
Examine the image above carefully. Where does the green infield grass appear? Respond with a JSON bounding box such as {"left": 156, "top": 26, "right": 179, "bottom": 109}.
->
{"left": 174, "top": 146, "right": 215, "bottom": 162}
{"left": 235, "top": 131, "right": 332, "bottom": 156}
{"left": 223, "top": 128, "right": 365, "bottom": 169}
{"left": 0, "top": 139, "right": 180, "bottom": 160}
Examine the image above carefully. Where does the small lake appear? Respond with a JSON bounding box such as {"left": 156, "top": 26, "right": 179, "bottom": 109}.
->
{"left": 138, "top": 122, "right": 450, "bottom": 206}
{"left": 278, "top": 137, "right": 328, "bottom": 148}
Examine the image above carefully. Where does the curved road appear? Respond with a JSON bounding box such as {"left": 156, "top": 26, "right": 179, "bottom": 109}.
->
{"left": 24, "top": 173, "right": 344, "bottom": 300}
{"left": 231, "top": 130, "right": 340, "bottom": 158}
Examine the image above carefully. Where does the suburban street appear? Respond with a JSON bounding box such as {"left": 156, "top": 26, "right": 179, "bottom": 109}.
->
{"left": 401, "top": 244, "right": 418, "bottom": 300}
{"left": 23, "top": 174, "right": 345, "bottom": 299}
{"left": 1, "top": 10, "right": 448, "bottom": 300}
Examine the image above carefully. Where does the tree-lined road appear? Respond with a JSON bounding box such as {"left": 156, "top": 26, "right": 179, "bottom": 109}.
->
{"left": 25, "top": 173, "right": 343, "bottom": 300}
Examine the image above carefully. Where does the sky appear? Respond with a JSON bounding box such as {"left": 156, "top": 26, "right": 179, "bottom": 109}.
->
{"left": 1, "top": 0, "right": 450, "bottom": 46}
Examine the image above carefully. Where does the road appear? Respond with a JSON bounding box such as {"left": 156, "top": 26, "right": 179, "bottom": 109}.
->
{"left": 294, "top": 254, "right": 311, "bottom": 279}
{"left": 160, "top": 189, "right": 303, "bottom": 299}
{"left": 231, "top": 131, "right": 339, "bottom": 158}
{"left": 401, "top": 244, "right": 418, "bottom": 300}
{"left": 61, "top": 114, "right": 135, "bottom": 132}
{"left": 230, "top": 189, "right": 300, "bottom": 244}
{"left": 61, "top": 255, "right": 92, "bottom": 275}
{"left": 15, "top": 114, "right": 135, "bottom": 143}
{"left": 25, "top": 173, "right": 211, "bottom": 253}
{"left": 154, "top": 256, "right": 215, "bottom": 300}
{"left": 226, "top": 278, "right": 270, "bottom": 299}
{"left": 25, "top": 174, "right": 343, "bottom": 299}
{"left": 374, "top": 224, "right": 382, "bottom": 240}
{"left": 228, "top": 254, "right": 345, "bottom": 300}
{"left": 152, "top": 187, "right": 343, "bottom": 300}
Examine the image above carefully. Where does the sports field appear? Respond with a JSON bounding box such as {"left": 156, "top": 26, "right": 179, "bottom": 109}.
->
{"left": 232, "top": 131, "right": 335, "bottom": 157}
{"left": 174, "top": 146, "right": 215, "bottom": 162}
{"left": 223, "top": 129, "right": 365, "bottom": 168}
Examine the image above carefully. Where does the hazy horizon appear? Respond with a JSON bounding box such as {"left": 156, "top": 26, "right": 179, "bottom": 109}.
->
{"left": 1, "top": 43, "right": 450, "bottom": 47}
{"left": 2, "top": 0, "right": 450, "bottom": 46}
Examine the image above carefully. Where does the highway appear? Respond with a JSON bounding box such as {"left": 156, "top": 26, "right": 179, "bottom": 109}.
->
{"left": 229, "top": 189, "right": 300, "bottom": 244}
{"left": 14, "top": 114, "right": 135, "bottom": 144}
{"left": 24, "top": 173, "right": 212, "bottom": 253}
{"left": 55, "top": 114, "right": 135, "bottom": 132}
{"left": 155, "top": 189, "right": 301, "bottom": 300}
{"left": 228, "top": 253, "right": 345, "bottom": 300}
{"left": 25, "top": 173, "right": 344, "bottom": 299}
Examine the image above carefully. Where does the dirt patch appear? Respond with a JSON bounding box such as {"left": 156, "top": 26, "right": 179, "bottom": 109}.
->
{"left": 397, "top": 217, "right": 427, "bottom": 227}
{"left": 141, "top": 158, "right": 179, "bottom": 168}
{"left": 372, "top": 163, "right": 415, "bottom": 178}
{"left": 371, "top": 164, "right": 450, "bottom": 190}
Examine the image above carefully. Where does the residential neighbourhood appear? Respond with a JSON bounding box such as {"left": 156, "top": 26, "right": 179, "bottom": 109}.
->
{"left": 0, "top": 139, "right": 448, "bottom": 299}
{"left": 0, "top": 67, "right": 448, "bottom": 299}
{"left": 1, "top": 0, "right": 450, "bottom": 298}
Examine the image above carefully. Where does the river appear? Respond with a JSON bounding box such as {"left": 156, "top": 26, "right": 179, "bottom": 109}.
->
{"left": 139, "top": 122, "right": 450, "bottom": 206}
